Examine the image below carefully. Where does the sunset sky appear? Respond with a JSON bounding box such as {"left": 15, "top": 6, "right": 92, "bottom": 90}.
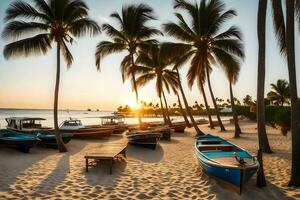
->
{"left": 0, "top": 0, "right": 299, "bottom": 111}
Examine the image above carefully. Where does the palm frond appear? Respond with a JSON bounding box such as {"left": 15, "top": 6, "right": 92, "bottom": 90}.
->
{"left": 3, "top": 33, "right": 51, "bottom": 59}
{"left": 173, "top": 49, "right": 196, "bottom": 70}
{"left": 296, "top": 0, "right": 300, "bottom": 31}
{"left": 136, "top": 73, "right": 156, "bottom": 88}
{"left": 61, "top": 41, "right": 73, "bottom": 67}
{"left": 33, "top": 0, "right": 53, "bottom": 18}
{"left": 110, "top": 12, "right": 123, "bottom": 27}
{"left": 212, "top": 48, "right": 240, "bottom": 84}
{"left": 212, "top": 39, "right": 245, "bottom": 60}
{"left": 213, "top": 26, "right": 242, "bottom": 40}
{"left": 174, "top": 12, "right": 196, "bottom": 37}
{"left": 5, "top": 0, "right": 50, "bottom": 22}
{"left": 138, "top": 26, "right": 163, "bottom": 39}
{"left": 271, "top": 0, "right": 286, "bottom": 55}
{"left": 187, "top": 53, "right": 203, "bottom": 89}
{"left": 208, "top": 9, "right": 237, "bottom": 35}
{"left": 69, "top": 18, "right": 100, "bottom": 37}
{"left": 120, "top": 54, "right": 131, "bottom": 82}
{"left": 63, "top": 0, "right": 89, "bottom": 22}
{"left": 95, "top": 41, "right": 126, "bottom": 70}
{"left": 163, "top": 22, "right": 195, "bottom": 42}
{"left": 102, "top": 23, "right": 127, "bottom": 41}
{"left": 2, "top": 20, "right": 49, "bottom": 40}
{"left": 160, "top": 42, "right": 193, "bottom": 61}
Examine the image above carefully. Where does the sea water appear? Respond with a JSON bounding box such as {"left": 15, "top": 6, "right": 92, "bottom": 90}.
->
{"left": 0, "top": 108, "right": 231, "bottom": 128}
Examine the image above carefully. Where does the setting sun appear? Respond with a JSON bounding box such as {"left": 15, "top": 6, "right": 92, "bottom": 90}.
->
{"left": 127, "top": 100, "right": 141, "bottom": 109}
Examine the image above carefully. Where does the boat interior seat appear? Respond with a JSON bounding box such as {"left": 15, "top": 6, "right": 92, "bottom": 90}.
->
{"left": 200, "top": 140, "right": 222, "bottom": 145}
{"left": 23, "top": 124, "right": 42, "bottom": 128}
{"left": 198, "top": 144, "right": 239, "bottom": 152}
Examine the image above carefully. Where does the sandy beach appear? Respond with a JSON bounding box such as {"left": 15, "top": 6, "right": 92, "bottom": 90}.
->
{"left": 0, "top": 120, "right": 299, "bottom": 200}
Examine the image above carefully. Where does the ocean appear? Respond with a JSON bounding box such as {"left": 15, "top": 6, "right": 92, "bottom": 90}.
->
{"left": 0, "top": 108, "right": 231, "bottom": 128}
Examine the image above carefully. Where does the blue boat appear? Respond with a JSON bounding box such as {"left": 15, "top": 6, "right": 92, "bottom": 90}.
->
{"left": 195, "top": 134, "right": 259, "bottom": 194}
{"left": 0, "top": 129, "right": 39, "bottom": 153}
{"left": 5, "top": 117, "right": 73, "bottom": 147}
{"left": 32, "top": 130, "right": 73, "bottom": 147}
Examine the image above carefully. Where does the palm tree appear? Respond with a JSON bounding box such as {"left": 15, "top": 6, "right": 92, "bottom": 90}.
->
{"left": 267, "top": 79, "right": 290, "bottom": 106}
{"left": 285, "top": 0, "right": 300, "bottom": 187}
{"left": 163, "top": 0, "right": 244, "bottom": 132}
{"left": 197, "top": 69, "right": 214, "bottom": 129}
{"left": 2, "top": 0, "right": 100, "bottom": 152}
{"left": 256, "top": 0, "right": 272, "bottom": 154}
{"left": 175, "top": 92, "right": 190, "bottom": 126}
{"left": 174, "top": 66, "right": 204, "bottom": 133}
{"left": 221, "top": 48, "right": 245, "bottom": 138}
{"left": 95, "top": 4, "right": 162, "bottom": 125}
{"left": 243, "top": 95, "right": 254, "bottom": 106}
{"left": 135, "top": 44, "right": 180, "bottom": 127}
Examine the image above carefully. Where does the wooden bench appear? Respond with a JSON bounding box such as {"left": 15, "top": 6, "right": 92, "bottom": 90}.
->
{"left": 85, "top": 141, "right": 128, "bottom": 174}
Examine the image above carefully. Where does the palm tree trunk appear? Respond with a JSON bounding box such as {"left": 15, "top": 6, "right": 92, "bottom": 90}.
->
{"left": 176, "top": 92, "right": 191, "bottom": 127}
{"left": 159, "top": 95, "right": 168, "bottom": 124}
{"left": 229, "top": 82, "right": 242, "bottom": 138}
{"left": 176, "top": 68, "right": 204, "bottom": 135}
{"left": 130, "top": 54, "right": 142, "bottom": 125}
{"left": 199, "top": 80, "right": 214, "bottom": 129}
{"left": 286, "top": 0, "right": 300, "bottom": 187}
{"left": 54, "top": 42, "right": 67, "bottom": 153}
{"left": 206, "top": 69, "right": 226, "bottom": 131}
{"left": 257, "top": 0, "right": 272, "bottom": 154}
{"left": 162, "top": 88, "right": 172, "bottom": 126}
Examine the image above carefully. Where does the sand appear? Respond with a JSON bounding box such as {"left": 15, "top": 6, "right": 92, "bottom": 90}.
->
{"left": 0, "top": 119, "right": 299, "bottom": 200}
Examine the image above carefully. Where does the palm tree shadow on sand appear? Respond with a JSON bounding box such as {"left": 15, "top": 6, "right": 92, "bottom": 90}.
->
{"left": 0, "top": 147, "right": 55, "bottom": 191}
{"left": 31, "top": 141, "right": 87, "bottom": 195}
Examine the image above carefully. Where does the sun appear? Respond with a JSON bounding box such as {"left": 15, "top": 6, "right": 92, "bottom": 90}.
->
{"left": 127, "top": 98, "right": 141, "bottom": 109}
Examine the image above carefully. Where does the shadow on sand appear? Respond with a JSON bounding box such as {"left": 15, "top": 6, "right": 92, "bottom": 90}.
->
{"left": 31, "top": 140, "right": 87, "bottom": 195}
{"left": 84, "top": 157, "right": 127, "bottom": 187}
{"left": 199, "top": 171, "right": 294, "bottom": 200}
{"left": 127, "top": 144, "right": 164, "bottom": 163}
{"left": 0, "top": 146, "right": 56, "bottom": 191}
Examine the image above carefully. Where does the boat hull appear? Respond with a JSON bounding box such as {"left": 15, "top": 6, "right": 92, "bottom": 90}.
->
{"left": 60, "top": 128, "right": 113, "bottom": 139}
{"left": 195, "top": 151, "right": 258, "bottom": 193}
{"left": 86, "top": 125, "right": 128, "bottom": 134}
{"left": 194, "top": 135, "right": 259, "bottom": 194}
{"left": 171, "top": 123, "right": 187, "bottom": 133}
{"left": 0, "top": 130, "right": 39, "bottom": 153}
{"left": 126, "top": 132, "right": 161, "bottom": 149}
{"left": 32, "top": 131, "right": 73, "bottom": 146}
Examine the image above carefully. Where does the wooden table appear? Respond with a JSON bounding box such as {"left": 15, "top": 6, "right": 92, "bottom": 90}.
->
{"left": 85, "top": 141, "right": 128, "bottom": 174}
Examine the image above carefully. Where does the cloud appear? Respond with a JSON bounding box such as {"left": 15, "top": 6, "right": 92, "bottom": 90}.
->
{"left": 99, "top": 16, "right": 109, "bottom": 24}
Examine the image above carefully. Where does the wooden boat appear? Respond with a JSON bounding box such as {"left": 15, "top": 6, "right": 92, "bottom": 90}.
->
{"left": 171, "top": 122, "right": 187, "bottom": 133}
{"left": 98, "top": 115, "right": 128, "bottom": 134}
{"left": 5, "top": 117, "right": 73, "bottom": 146}
{"left": 128, "top": 124, "right": 172, "bottom": 141}
{"left": 126, "top": 130, "right": 162, "bottom": 149}
{"left": 0, "top": 129, "right": 39, "bottom": 153}
{"left": 196, "top": 119, "right": 209, "bottom": 125}
{"left": 153, "top": 126, "right": 173, "bottom": 141}
{"left": 195, "top": 134, "right": 259, "bottom": 194}
{"left": 59, "top": 119, "right": 113, "bottom": 139}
